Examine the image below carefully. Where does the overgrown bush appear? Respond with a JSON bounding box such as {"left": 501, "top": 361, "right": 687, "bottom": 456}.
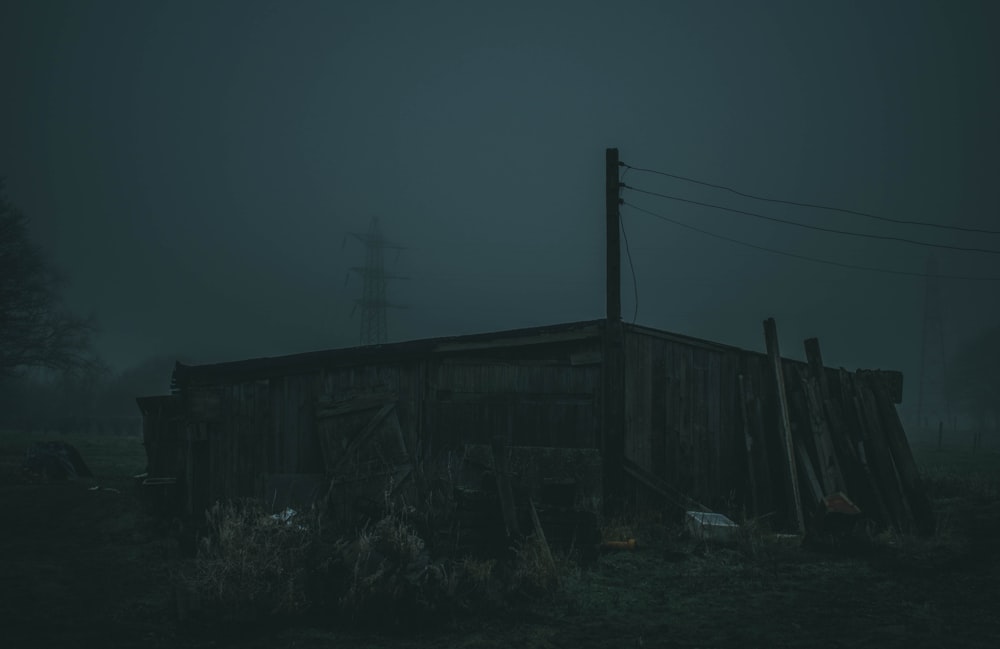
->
{"left": 176, "top": 500, "right": 317, "bottom": 626}
{"left": 329, "top": 504, "right": 455, "bottom": 625}
{"left": 508, "top": 534, "right": 560, "bottom": 595}
{"left": 176, "top": 486, "right": 566, "bottom": 630}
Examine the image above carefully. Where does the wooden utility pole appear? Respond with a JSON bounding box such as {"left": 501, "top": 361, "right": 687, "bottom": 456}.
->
{"left": 603, "top": 147, "right": 625, "bottom": 514}
{"left": 606, "top": 148, "right": 621, "bottom": 322}
{"left": 763, "top": 317, "right": 805, "bottom": 533}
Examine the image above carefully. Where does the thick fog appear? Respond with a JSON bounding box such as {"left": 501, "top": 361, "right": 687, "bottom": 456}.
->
{"left": 2, "top": 1, "right": 998, "bottom": 424}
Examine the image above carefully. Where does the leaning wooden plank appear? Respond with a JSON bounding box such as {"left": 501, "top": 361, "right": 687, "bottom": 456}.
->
{"left": 763, "top": 318, "right": 805, "bottom": 533}
{"left": 622, "top": 458, "right": 712, "bottom": 513}
{"left": 869, "top": 374, "right": 936, "bottom": 535}
{"left": 801, "top": 339, "right": 847, "bottom": 494}
{"left": 794, "top": 440, "right": 824, "bottom": 510}
{"left": 835, "top": 368, "right": 891, "bottom": 529}
{"left": 845, "top": 394, "right": 893, "bottom": 530}
{"left": 856, "top": 386, "right": 911, "bottom": 531}
{"left": 801, "top": 372, "right": 846, "bottom": 494}
{"left": 328, "top": 402, "right": 396, "bottom": 474}
{"left": 528, "top": 498, "right": 559, "bottom": 587}
{"left": 803, "top": 338, "right": 831, "bottom": 399}
{"left": 825, "top": 394, "right": 889, "bottom": 527}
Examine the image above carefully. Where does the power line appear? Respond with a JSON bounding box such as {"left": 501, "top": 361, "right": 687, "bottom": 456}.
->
{"left": 622, "top": 183, "right": 1000, "bottom": 256}
{"left": 619, "top": 210, "right": 639, "bottom": 324}
{"left": 622, "top": 201, "right": 1000, "bottom": 281}
{"left": 621, "top": 162, "right": 1000, "bottom": 235}
{"left": 618, "top": 165, "right": 639, "bottom": 323}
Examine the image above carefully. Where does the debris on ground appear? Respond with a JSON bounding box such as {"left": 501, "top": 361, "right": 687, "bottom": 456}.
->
{"left": 21, "top": 441, "right": 92, "bottom": 480}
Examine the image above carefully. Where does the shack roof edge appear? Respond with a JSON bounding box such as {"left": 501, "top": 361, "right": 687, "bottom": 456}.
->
{"left": 171, "top": 319, "right": 901, "bottom": 400}
{"left": 174, "top": 318, "right": 609, "bottom": 386}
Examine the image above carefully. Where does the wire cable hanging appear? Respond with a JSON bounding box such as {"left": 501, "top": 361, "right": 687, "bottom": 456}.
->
{"left": 618, "top": 165, "right": 639, "bottom": 323}
{"left": 622, "top": 184, "right": 1000, "bottom": 256}
{"left": 622, "top": 201, "right": 1000, "bottom": 281}
{"left": 620, "top": 161, "right": 1000, "bottom": 236}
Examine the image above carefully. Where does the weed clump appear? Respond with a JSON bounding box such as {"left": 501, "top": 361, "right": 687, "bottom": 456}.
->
{"left": 176, "top": 500, "right": 316, "bottom": 627}
{"left": 329, "top": 504, "right": 455, "bottom": 626}
{"left": 176, "top": 495, "right": 564, "bottom": 631}
{"left": 508, "top": 534, "right": 560, "bottom": 595}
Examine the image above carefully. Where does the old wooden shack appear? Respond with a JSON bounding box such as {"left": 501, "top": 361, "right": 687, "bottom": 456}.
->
{"left": 136, "top": 317, "right": 931, "bottom": 535}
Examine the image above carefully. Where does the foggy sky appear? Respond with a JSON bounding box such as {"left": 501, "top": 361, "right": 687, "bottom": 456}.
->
{"left": 2, "top": 0, "right": 998, "bottom": 417}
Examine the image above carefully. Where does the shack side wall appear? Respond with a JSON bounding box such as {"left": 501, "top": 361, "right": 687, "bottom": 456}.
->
{"left": 143, "top": 327, "right": 913, "bottom": 527}
{"left": 136, "top": 395, "right": 184, "bottom": 479}
{"left": 621, "top": 327, "right": 909, "bottom": 527}
{"left": 621, "top": 328, "right": 803, "bottom": 519}
{"left": 623, "top": 331, "right": 740, "bottom": 512}
{"left": 181, "top": 339, "right": 604, "bottom": 510}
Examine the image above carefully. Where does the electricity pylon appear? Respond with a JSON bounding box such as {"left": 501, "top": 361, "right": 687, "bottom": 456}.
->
{"left": 346, "top": 218, "right": 406, "bottom": 345}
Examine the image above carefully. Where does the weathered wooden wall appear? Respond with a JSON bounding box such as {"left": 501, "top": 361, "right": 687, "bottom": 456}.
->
{"left": 146, "top": 320, "right": 922, "bottom": 533}
{"left": 621, "top": 330, "right": 761, "bottom": 514}
{"left": 171, "top": 336, "right": 604, "bottom": 515}
{"left": 429, "top": 353, "right": 601, "bottom": 450}
{"left": 136, "top": 395, "right": 184, "bottom": 478}
{"left": 621, "top": 326, "right": 922, "bottom": 533}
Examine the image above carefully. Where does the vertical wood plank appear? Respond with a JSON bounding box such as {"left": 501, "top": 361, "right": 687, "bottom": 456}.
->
{"left": 763, "top": 317, "right": 804, "bottom": 533}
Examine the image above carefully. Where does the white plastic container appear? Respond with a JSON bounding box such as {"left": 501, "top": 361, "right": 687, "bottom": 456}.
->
{"left": 685, "top": 511, "right": 739, "bottom": 543}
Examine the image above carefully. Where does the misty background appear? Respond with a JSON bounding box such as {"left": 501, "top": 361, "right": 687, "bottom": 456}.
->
{"left": 1, "top": 1, "right": 998, "bottom": 441}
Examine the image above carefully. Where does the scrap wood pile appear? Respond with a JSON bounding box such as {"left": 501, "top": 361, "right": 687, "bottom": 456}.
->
{"left": 743, "top": 330, "right": 935, "bottom": 537}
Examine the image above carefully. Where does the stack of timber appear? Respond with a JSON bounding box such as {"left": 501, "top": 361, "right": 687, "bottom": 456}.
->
{"left": 746, "top": 321, "right": 934, "bottom": 536}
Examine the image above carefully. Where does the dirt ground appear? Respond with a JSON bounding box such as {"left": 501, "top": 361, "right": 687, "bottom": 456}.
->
{"left": 1, "top": 431, "right": 998, "bottom": 649}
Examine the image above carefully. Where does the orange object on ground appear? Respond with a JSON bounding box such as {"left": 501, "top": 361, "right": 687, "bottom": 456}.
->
{"left": 600, "top": 538, "right": 637, "bottom": 550}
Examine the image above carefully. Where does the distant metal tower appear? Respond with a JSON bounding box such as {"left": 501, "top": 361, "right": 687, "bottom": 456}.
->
{"left": 915, "top": 255, "right": 950, "bottom": 442}
{"left": 347, "top": 218, "right": 406, "bottom": 345}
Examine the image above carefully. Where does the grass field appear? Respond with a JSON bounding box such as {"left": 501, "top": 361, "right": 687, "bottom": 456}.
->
{"left": 1, "top": 430, "right": 998, "bottom": 648}
{"left": 914, "top": 445, "right": 1000, "bottom": 499}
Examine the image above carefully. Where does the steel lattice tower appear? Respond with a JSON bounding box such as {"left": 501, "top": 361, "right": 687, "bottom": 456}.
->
{"left": 915, "top": 255, "right": 950, "bottom": 440}
{"left": 347, "top": 218, "right": 405, "bottom": 345}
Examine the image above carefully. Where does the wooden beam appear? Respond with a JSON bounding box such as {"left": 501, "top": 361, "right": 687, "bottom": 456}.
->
{"left": 856, "top": 386, "right": 909, "bottom": 531}
{"left": 799, "top": 381, "right": 846, "bottom": 495}
{"left": 328, "top": 402, "right": 395, "bottom": 475}
{"left": 763, "top": 318, "right": 805, "bottom": 533}
{"left": 622, "top": 458, "right": 712, "bottom": 513}
{"left": 803, "top": 338, "right": 830, "bottom": 397}
{"left": 528, "top": 498, "right": 559, "bottom": 587}
{"left": 801, "top": 338, "right": 847, "bottom": 494}
{"left": 870, "top": 376, "right": 936, "bottom": 535}
{"left": 795, "top": 441, "right": 824, "bottom": 508}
